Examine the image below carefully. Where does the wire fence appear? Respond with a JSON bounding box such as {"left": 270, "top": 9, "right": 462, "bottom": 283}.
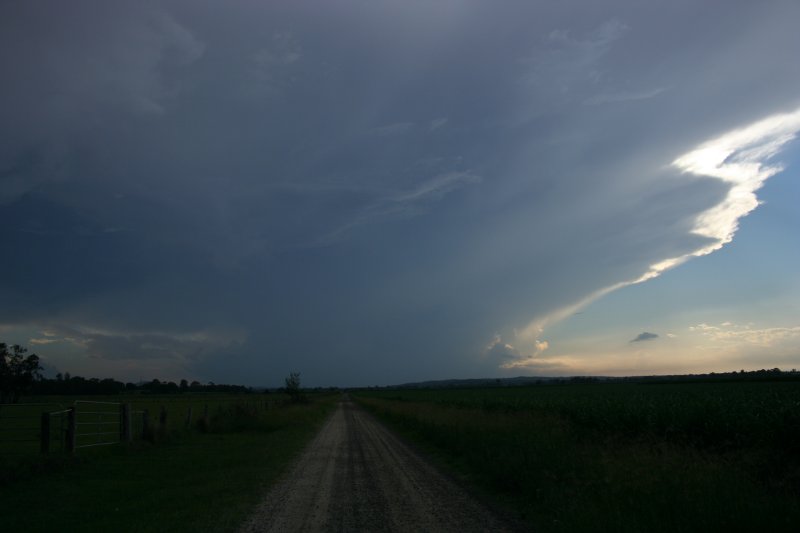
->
{"left": 0, "top": 403, "right": 67, "bottom": 455}
{"left": 1, "top": 395, "right": 282, "bottom": 458}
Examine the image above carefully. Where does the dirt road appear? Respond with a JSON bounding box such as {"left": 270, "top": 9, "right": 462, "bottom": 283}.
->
{"left": 241, "top": 398, "right": 517, "bottom": 532}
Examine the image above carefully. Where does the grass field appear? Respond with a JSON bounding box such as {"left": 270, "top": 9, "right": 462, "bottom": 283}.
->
{"left": 356, "top": 381, "right": 800, "bottom": 532}
{"left": 0, "top": 393, "right": 293, "bottom": 461}
{"left": 0, "top": 392, "right": 338, "bottom": 532}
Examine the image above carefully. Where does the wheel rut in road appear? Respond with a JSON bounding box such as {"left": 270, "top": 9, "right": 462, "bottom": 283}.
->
{"left": 241, "top": 399, "right": 518, "bottom": 532}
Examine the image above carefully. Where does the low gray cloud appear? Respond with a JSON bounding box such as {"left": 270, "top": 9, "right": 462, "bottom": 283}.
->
{"left": 583, "top": 87, "right": 668, "bottom": 106}
{"left": 631, "top": 332, "right": 659, "bottom": 343}
{"left": 35, "top": 324, "right": 243, "bottom": 360}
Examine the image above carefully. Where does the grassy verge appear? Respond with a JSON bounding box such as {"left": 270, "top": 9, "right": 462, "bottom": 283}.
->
{"left": 356, "top": 387, "right": 800, "bottom": 532}
{"left": 0, "top": 394, "right": 337, "bottom": 532}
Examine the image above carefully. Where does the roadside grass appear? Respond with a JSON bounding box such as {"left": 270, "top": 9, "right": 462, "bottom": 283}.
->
{"left": 356, "top": 383, "right": 800, "bottom": 532}
{"left": 0, "top": 394, "right": 337, "bottom": 532}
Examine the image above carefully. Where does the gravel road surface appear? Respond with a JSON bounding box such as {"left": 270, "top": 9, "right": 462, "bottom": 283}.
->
{"left": 240, "top": 398, "right": 518, "bottom": 532}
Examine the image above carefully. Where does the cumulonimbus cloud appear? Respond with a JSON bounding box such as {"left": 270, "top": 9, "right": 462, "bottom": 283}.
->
{"left": 516, "top": 106, "right": 800, "bottom": 358}
{"left": 3, "top": 2, "right": 800, "bottom": 385}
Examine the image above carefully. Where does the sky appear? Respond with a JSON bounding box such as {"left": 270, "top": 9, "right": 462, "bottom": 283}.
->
{"left": 2, "top": 1, "right": 800, "bottom": 387}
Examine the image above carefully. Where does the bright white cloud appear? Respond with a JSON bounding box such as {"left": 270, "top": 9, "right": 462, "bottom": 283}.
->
{"left": 486, "top": 333, "right": 549, "bottom": 370}
{"left": 673, "top": 107, "right": 800, "bottom": 253}
{"left": 29, "top": 337, "right": 58, "bottom": 345}
{"left": 643, "top": 106, "right": 800, "bottom": 278}
{"left": 485, "top": 334, "right": 520, "bottom": 359}
{"left": 689, "top": 322, "right": 800, "bottom": 347}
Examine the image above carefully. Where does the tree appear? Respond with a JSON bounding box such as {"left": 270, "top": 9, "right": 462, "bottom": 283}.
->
{"left": 284, "top": 372, "right": 305, "bottom": 403}
{"left": 0, "top": 343, "right": 43, "bottom": 404}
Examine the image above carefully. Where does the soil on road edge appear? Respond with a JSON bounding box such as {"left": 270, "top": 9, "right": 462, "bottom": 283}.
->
{"left": 240, "top": 398, "right": 521, "bottom": 532}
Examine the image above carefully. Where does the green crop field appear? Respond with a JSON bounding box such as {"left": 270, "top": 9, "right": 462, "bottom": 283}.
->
{"left": 0, "top": 392, "right": 338, "bottom": 532}
{"left": 356, "top": 381, "right": 800, "bottom": 532}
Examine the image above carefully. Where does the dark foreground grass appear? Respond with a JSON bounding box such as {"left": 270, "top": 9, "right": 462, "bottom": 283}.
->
{"left": 0, "top": 394, "right": 337, "bottom": 532}
{"left": 356, "top": 383, "right": 800, "bottom": 533}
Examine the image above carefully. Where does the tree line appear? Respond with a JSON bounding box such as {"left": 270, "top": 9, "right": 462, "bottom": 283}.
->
{"left": 33, "top": 375, "right": 251, "bottom": 396}
{"left": 1, "top": 341, "right": 250, "bottom": 403}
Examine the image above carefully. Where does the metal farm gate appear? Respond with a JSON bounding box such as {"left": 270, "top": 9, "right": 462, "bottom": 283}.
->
{"left": 73, "top": 401, "right": 123, "bottom": 450}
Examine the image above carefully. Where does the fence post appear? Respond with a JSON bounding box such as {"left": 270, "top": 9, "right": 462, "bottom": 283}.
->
{"left": 40, "top": 412, "right": 50, "bottom": 454}
{"left": 200, "top": 403, "right": 210, "bottom": 431}
{"left": 159, "top": 406, "right": 167, "bottom": 438}
{"left": 66, "top": 407, "right": 76, "bottom": 453}
{"left": 142, "top": 409, "right": 150, "bottom": 440}
{"left": 121, "top": 403, "right": 132, "bottom": 443}
{"left": 185, "top": 406, "right": 193, "bottom": 429}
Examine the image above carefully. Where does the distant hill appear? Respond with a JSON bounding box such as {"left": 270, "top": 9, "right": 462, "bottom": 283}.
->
{"left": 385, "top": 368, "right": 800, "bottom": 389}
{"left": 391, "top": 375, "right": 579, "bottom": 389}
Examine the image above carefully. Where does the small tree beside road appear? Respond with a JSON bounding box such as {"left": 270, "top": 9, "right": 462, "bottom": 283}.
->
{"left": 284, "top": 372, "right": 306, "bottom": 403}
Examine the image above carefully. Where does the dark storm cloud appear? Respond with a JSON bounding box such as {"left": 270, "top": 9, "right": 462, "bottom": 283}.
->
{"left": 630, "top": 332, "right": 659, "bottom": 343}
{"left": 2, "top": 1, "right": 800, "bottom": 385}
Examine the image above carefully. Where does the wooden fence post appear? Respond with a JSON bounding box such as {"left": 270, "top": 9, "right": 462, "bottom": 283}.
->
{"left": 142, "top": 409, "right": 150, "bottom": 440}
{"left": 199, "top": 403, "right": 210, "bottom": 431}
{"left": 40, "top": 412, "right": 50, "bottom": 454}
{"left": 120, "top": 403, "right": 132, "bottom": 443}
{"left": 159, "top": 406, "right": 167, "bottom": 437}
{"left": 66, "top": 408, "right": 76, "bottom": 453}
